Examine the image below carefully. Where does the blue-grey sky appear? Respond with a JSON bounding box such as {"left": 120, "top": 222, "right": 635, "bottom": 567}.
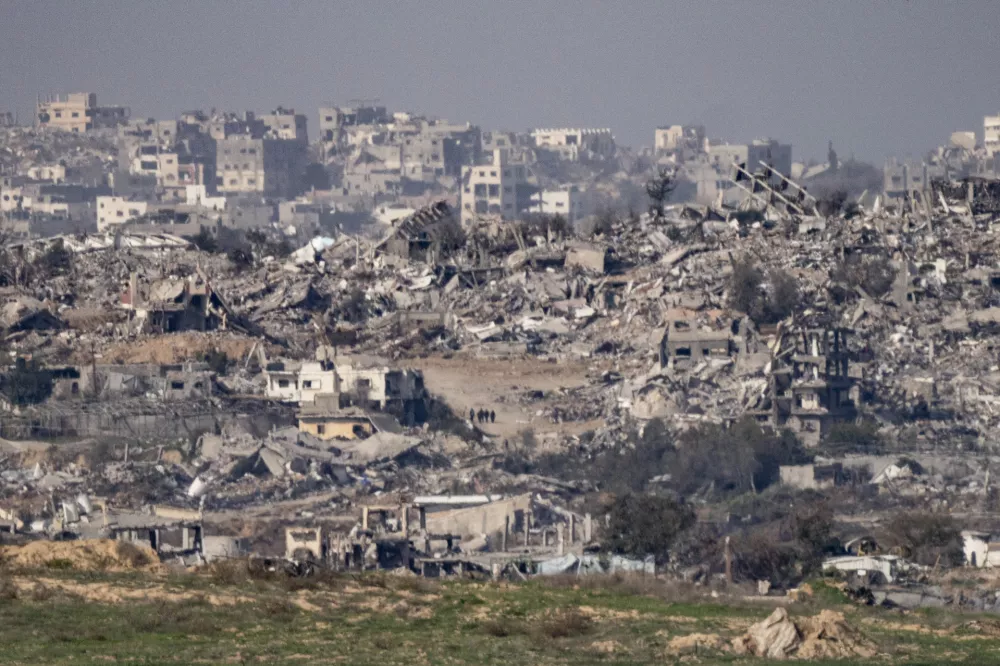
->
{"left": 1, "top": 0, "right": 997, "bottom": 163}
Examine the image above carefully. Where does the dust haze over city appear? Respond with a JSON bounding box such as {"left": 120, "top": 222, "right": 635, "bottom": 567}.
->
{"left": 3, "top": 1, "right": 1000, "bottom": 663}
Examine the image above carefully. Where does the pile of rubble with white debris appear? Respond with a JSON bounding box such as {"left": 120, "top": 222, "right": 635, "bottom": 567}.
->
{"left": 5, "top": 178, "right": 1000, "bottom": 452}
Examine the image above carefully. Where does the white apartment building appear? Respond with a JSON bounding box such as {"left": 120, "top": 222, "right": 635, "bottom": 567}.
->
{"left": 654, "top": 125, "right": 706, "bottom": 156}
{"left": 527, "top": 187, "right": 589, "bottom": 223}
{"left": 97, "top": 196, "right": 148, "bottom": 232}
{"left": 985, "top": 114, "right": 1000, "bottom": 157}
{"left": 460, "top": 149, "right": 535, "bottom": 225}
{"left": 530, "top": 128, "right": 615, "bottom": 160}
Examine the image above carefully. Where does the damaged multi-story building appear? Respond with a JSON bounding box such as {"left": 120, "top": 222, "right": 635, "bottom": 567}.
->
{"left": 460, "top": 149, "right": 538, "bottom": 225}
{"left": 36, "top": 92, "right": 129, "bottom": 132}
{"left": 120, "top": 270, "right": 237, "bottom": 334}
{"left": 116, "top": 118, "right": 217, "bottom": 202}
{"left": 530, "top": 128, "right": 616, "bottom": 162}
{"left": 213, "top": 109, "right": 308, "bottom": 199}
{"left": 264, "top": 351, "right": 427, "bottom": 423}
{"left": 748, "top": 326, "right": 861, "bottom": 447}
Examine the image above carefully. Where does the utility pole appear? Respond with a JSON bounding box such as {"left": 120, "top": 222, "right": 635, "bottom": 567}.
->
{"left": 724, "top": 536, "right": 733, "bottom": 585}
{"left": 90, "top": 340, "right": 98, "bottom": 397}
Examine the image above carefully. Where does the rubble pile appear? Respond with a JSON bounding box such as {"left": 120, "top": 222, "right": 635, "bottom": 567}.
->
{"left": 732, "top": 607, "right": 876, "bottom": 660}
{"left": 1, "top": 178, "right": 1000, "bottom": 574}
{"left": 0, "top": 126, "right": 117, "bottom": 175}
{"left": 6, "top": 185, "right": 1000, "bottom": 453}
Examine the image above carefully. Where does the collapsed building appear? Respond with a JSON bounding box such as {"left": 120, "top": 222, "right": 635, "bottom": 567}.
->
{"left": 122, "top": 270, "right": 236, "bottom": 333}
{"left": 747, "top": 326, "right": 861, "bottom": 447}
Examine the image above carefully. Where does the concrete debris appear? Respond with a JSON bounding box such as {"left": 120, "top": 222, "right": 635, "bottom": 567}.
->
{"left": 732, "top": 608, "right": 875, "bottom": 660}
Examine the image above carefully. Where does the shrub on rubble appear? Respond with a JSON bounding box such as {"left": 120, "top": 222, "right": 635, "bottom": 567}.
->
{"left": 823, "top": 421, "right": 883, "bottom": 453}
{"left": 579, "top": 208, "right": 617, "bottom": 238}
{"left": 727, "top": 257, "right": 765, "bottom": 316}
{"left": 831, "top": 254, "right": 896, "bottom": 298}
{"left": 0, "top": 358, "right": 53, "bottom": 406}
{"left": 881, "top": 511, "right": 964, "bottom": 567}
{"left": 34, "top": 238, "right": 73, "bottom": 277}
{"left": 190, "top": 229, "right": 219, "bottom": 253}
{"left": 670, "top": 420, "right": 806, "bottom": 496}
{"left": 201, "top": 349, "right": 230, "bottom": 376}
{"left": 434, "top": 218, "right": 466, "bottom": 257}
{"left": 726, "top": 257, "right": 800, "bottom": 324}
{"left": 767, "top": 268, "right": 800, "bottom": 321}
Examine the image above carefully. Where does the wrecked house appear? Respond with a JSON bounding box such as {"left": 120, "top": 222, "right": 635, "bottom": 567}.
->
{"left": 375, "top": 201, "right": 459, "bottom": 264}
{"left": 264, "top": 353, "right": 426, "bottom": 420}
{"left": 0, "top": 296, "right": 64, "bottom": 333}
{"left": 564, "top": 241, "right": 607, "bottom": 274}
{"left": 335, "top": 354, "right": 426, "bottom": 414}
{"left": 122, "top": 270, "right": 234, "bottom": 333}
{"left": 962, "top": 531, "right": 1000, "bottom": 568}
{"left": 50, "top": 363, "right": 214, "bottom": 401}
{"left": 297, "top": 403, "right": 377, "bottom": 440}
{"left": 421, "top": 494, "right": 535, "bottom": 544}
{"left": 264, "top": 360, "right": 338, "bottom": 405}
{"left": 105, "top": 509, "right": 204, "bottom": 560}
{"left": 659, "top": 310, "right": 742, "bottom": 368}
{"left": 284, "top": 522, "right": 414, "bottom": 572}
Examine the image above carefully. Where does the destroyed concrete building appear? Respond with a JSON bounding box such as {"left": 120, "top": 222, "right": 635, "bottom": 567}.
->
{"left": 121, "top": 270, "right": 235, "bottom": 333}
{"left": 264, "top": 353, "right": 426, "bottom": 417}
{"left": 741, "top": 327, "right": 860, "bottom": 447}
{"left": 49, "top": 363, "right": 215, "bottom": 402}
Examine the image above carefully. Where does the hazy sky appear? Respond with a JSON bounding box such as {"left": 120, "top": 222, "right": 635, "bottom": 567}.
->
{"left": 2, "top": 0, "right": 998, "bottom": 163}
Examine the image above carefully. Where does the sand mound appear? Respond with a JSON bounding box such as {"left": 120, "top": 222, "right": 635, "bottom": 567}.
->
{"left": 0, "top": 539, "right": 160, "bottom": 572}
{"left": 797, "top": 609, "right": 877, "bottom": 659}
{"left": 732, "top": 607, "right": 875, "bottom": 660}
{"left": 668, "top": 632, "right": 727, "bottom": 654}
{"left": 90, "top": 333, "right": 266, "bottom": 365}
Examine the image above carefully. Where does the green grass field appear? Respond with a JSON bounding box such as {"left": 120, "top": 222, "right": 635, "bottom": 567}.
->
{"left": 2, "top": 564, "right": 1000, "bottom": 665}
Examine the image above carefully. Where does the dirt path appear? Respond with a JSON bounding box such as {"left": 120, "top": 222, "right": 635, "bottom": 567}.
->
{"left": 406, "top": 354, "right": 596, "bottom": 440}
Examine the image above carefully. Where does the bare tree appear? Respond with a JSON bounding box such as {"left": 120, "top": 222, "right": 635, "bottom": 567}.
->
{"left": 645, "top": 166, "right": 677, "bottom": 219}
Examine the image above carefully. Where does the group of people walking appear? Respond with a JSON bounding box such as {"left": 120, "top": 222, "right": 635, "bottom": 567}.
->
{"left": 470, "top": 408, "right": 496, "bottom": 424}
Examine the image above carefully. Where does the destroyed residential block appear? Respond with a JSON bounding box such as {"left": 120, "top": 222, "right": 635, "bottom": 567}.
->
{"left": 748, "top": 326, "right": 860, "bottom": 447}
{"left": 297, "top": 404, "right": 376, "bottom": 440}
{"left": 123, "top": 270, "right": 237, "bottom": 334}
{"left": 374, "top": 200, "right": 457, "bottom": 262}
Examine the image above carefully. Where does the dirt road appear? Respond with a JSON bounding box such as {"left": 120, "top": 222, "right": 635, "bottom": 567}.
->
{"left": 406, "top": 354, "right": 597, "bottom": 440}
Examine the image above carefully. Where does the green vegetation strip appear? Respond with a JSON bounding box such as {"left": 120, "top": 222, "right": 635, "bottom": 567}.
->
{"left": 1, "top": 568, "right": 1000, "bottom": 664}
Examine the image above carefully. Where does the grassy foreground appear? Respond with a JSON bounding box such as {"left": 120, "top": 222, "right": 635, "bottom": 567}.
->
{"left": 1, "top": 564, "right": 1000, "bottom": 664}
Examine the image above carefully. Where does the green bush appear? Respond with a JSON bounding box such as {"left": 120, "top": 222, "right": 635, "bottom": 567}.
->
{"left": 727, "top": 257, "right": 800, "bottom": 324}
{"left": 1, "top": 358, "right": 53, "bottom": 406}
{"left": 603, "top": 493, "right": 695, "bottom": 563}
